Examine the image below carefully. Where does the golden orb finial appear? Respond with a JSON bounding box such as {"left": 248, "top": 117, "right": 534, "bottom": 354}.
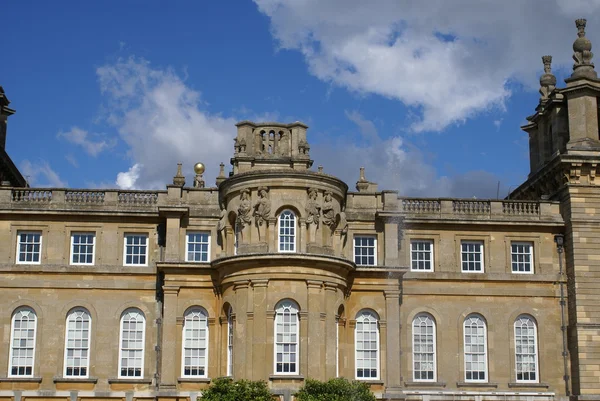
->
{"left": 193, "top": 162, "right": 205, "bottom": 175}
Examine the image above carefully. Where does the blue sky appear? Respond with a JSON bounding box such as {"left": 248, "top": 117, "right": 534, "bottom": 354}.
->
{"left": 2, "top": 0, "right": 600, "bottom": 197}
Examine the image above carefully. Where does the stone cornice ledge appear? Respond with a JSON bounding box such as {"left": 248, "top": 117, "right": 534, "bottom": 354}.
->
{"left": 456, "top": 381, "right": 498, "bottom": 388}
{"left": 107, "top": 377, "right": 152, "bottom": 384}
{"left": 0, "top": 377, "right": 42, "bottom": 382}
{"left": 53, "top": 376, "right": 98, "bottom": 383}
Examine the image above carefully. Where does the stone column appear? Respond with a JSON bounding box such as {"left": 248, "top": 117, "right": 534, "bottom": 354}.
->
{"left": 160, "top": 285, "right": 180, "bottom": 389}
{"left": 233, "top": 281, "right": 250, "bottom": 379}
{"left": 384, "top": 290, "right": 402, "bottom": 393}
{"left": 252, "top": 279, "right": 269, "bottom": 380}
{"left": 299, "top": 311, "right": 309, "bottom": 376}
{"left": 324, "top": 283, "right": 338, "bottom": 379}
{"left": 307, "top": 280, "right": 323, "bottom": 380}
{"left": 268, "top": 217, "right": 277, "bottom": 252}
{"left": 383, "top": 219, "right": 400, "bottom": 266}
{"left": 299, "top": 218, "right": 307, "bottom": 253}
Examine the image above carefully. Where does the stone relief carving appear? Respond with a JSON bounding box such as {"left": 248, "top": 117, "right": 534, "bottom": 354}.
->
{"left": 306, "top": 187, "right": 321, "bottom": 243}
{"left": 236, "top": 189, "right": 252, "bottom": 241}
{"left": 322, "top": 191, "right": 336, "bottom": 229}
{"left": 254, "top": 186, "right": 271, "bottom": 241}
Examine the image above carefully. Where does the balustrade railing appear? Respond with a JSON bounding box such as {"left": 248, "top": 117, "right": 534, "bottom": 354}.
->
{"left": 65, "top": 191, "right": 105, "bottom": 203}
{"left": 118, "top": 191, "right": 158, "bottom": 205}
{"left": 402, "top": 199, "right": 441, "bottom": 213}
{"left": 452, "top": 200, "right": 491, "bottom": 214}
{"left": 11, "top": 189, "right": 52, "bottom": 202}
{"left": 502, "top": 201, "right": 539, "bottom": 216}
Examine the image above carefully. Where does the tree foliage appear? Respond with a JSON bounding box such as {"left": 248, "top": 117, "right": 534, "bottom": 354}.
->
{"left": 198, "top": 377, "right": 273, "bottom": 401}
{"left": 295, "top": 378, "right": 377, "bottom": 401}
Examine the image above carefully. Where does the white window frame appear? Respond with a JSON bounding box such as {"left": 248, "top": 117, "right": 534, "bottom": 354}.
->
{"left": 514, "top": 315, "right": 539, "bottom": 383}
{"left": 227, "top": 307, "right": 234, "bottom": 377}
{"left": 186, "top": 231, "right": 211, "bottom": 262}
{"left": 63, "top": 308, "right": 91, "bottom": 378}
{"left": 461, "top": 241, "right": 484, "bottom": 273}
{"left": 8, "top": 307, "right": 37, "bottom": 377}
{"left": 70, "top": 232, "right": 96, "bottom": 265}
{"left": 355, "top": 310, "right": 380, "bottom": 380}
{"left": 274, "top": 300, "right": 299, "bottom": 375}
{"left": 181, "top": 307, "right": 209, "bottom": 378}
{"left": 511, "top": 242, "right": 534, "bottom": 274}
{"left": 278, "top": 210, "right": 296, "bottom": 253}
{"left": 412, "top": 314, "right": 436, "bottom": 381}
{"left": 123, "top": 234, "right": 149, "bottom": 266}
{"left": 353, "top": 235, "right": 377, "bottom": 266}
{"left": 410, "top": 240, "right": 434, "bottom": 272}
{"left": 118, "top": 308, "right": 146, "bottom": 378}
{"left": 16, "top": 231, "right": 42, "bottom": 265}
{"left": 464, "top": 314, "right": 488, "bottom": 382}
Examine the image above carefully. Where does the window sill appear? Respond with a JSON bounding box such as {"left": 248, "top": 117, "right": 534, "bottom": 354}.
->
{"left": 108, "top": 378, "right": 152, "bottom": 384}
{"left": 404, "top": 381, "right": 446, "bottom": 387}
{"left": 269, "top": 375, "right": 304, "bottom": 381}
{"left": 178, "top": 377, "right": 211, "bottom": 383}
{"left": 0, "top": 377, "right": 42, "bottom": 383}
{"left": 508, "top": 382, "right": 549, "bottom": 388}
{"left": 356, "top": 379, "right": 385, "bottom": 385}
{"left": 456, "top": 382, "right": 498, "bottom": 388}
{"left": 54, "top": 377, "right": 98, "bottom": 383}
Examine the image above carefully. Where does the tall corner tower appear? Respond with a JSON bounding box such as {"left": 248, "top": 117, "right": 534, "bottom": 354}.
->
{"left": 511, "top": 19, "right": 600, "bottom": 399}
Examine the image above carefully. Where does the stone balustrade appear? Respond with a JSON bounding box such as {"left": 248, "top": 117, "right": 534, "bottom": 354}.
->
{"left": 398, "top": 198, "right": 558, "bottom": 221}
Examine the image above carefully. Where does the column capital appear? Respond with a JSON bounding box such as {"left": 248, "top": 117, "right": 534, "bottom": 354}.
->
{"left": 306, "top": 280, "right": 323, "bottom": 289}
{"left": 324, "top": 282, "right": 338, "bottom": 292}
{"left": 176, "top": 316, "right": 184, "bottom": 325}
{"left": 384, "top": 290, "right": 401, "bottom": 299}
{"left": 233, "top": 280, "right": 251, "bottom": 290}
{"left": 163, "top": 285, "right": 180, "bottom": 295}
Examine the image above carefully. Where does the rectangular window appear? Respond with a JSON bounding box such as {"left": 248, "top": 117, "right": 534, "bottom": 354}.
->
{"left": 511, "top": 242, "right": 533, "bottom": 274}
{"left": 411, "top": 240, "right": 433, "bottom": 271}
{"left": 71, "top": 233, "right": 95, "bottom": 265}
{"left": 354, "top": 236, "right": 377, "bottom": 266}
{"left": 124, "top": 234, "right": 148, "bottom": 266}
{"left": 16, "top": 231, "right": 42, "bottom": 264}
{"left": 186, "top": 232, "right": 210, "bottom": 262}
{"left": 461, "top": 241, "right": 484, "bottom": 273}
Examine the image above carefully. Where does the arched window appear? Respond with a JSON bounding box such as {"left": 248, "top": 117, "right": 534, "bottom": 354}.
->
{"left": 227, "top": 307, "right": 234, "bottom": 377}
{"left": 119, "top": 308, "right": 145, "bottom": 378}
{"left": 464, "top": 314, "right": 487, "bottom": 382}
{"left": 9, "top": 307, "right": 37, "bottom": 377}
{"left": 278, "top": 211, "right": 296, "bottom": 252}
{"left": 274, "top": 300, "right": 299, "bottom": 374}
{"left": 182, "top": 307, "right": 209, "bottom": 377}
{"left": 412, "top": 314, "right": 436, "bottom": 381}
{"left": 355, "top": 310, "right": 379, "bottom": 380}
{"left": 64, "top": 308, "right": 91, "bottom": 377}
{"left": 515, "top": 315, "right": 538, "bottom": 382}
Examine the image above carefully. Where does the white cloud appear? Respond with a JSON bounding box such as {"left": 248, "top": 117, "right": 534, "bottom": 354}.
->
{"left": 20, "top": 160, "right": 67, "bottom": 188}
{"left": 58, "top": 127, "right": 117, "bottom": 157}
{"left": 116, "top": 163, "right": 142, "bottom": 189}
{"left": 312, "top": 111, "right": 506, "bottom": 198}
{"left": 254, "top": 0, "right": 600, "bottom": 132}
{"left": 96, "top": 57, "right": 237, "bottom": 189}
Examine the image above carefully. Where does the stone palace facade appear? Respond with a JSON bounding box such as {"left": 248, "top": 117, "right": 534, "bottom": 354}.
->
{"left": 3, "top": 18, "right": 600, "bottom": 401}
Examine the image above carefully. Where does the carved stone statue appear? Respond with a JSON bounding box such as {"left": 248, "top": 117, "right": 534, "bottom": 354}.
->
{"left": 217, "top": 207, "right": 227, "bottom": 233}
{"left": 322, "top": 191, "right": 336, "bottom": 228}
{"left": 253, "top": 187, "right": 271, "bottom": 241}
{"left": 305, "top": 188, "right": 321, "bottom": 243}
{"left": 236, "top": 189, "right": 252, "bottom": 241}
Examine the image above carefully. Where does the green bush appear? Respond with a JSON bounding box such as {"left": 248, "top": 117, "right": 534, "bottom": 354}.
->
{"left": 198, "top": 377, "right": 273, "bottom": 401}
{"left": 295, "top": 378, "right": 376, "bottom": 401}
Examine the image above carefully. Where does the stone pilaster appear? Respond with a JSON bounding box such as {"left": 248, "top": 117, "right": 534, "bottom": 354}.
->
{"left": 384, "top": 290, "right": 402, "bottom": 393}
{"left": 252, "top": 279, "right": 269, "bottom": 380}
{"left": 324, "top": 283, "right": 338, "bottom": 379}
{"left": 159, "top": 285, "right": 179, "bottom": 389}
{"left": 307, "top": 280, "right": 323, "bottom": 380}
{"left": 233, "top": 280, "right": 250, "bottom": 380}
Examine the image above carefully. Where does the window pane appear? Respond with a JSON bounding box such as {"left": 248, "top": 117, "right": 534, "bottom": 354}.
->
{"left": 275, "top": 301, "right": 299, "bottom": 374}
{"left": 124, "top": 235, "right": 148, "bottom": 266}
{"left": 182, "top": 308, "right": 209, "bottom": 377}
{"left": 64, "top": 309, "right": 91, "bottom": 377}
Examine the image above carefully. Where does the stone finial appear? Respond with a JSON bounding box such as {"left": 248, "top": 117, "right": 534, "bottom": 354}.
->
{"left": 539, "top": 56, "right": 556, "bottom": 101}
{"left": 571, "top": 18, "right": 597, "bottom": 79}
{"left": 193, "top": 162, "right": 205, "bottom": 188}
{"left": 216, "top": 162, "right": 227, "bottom": 186}
{"left": 318, "top": 165, "right": 323, "bottom": 173}
{"left": 172, "top": 163, "right": 186, "bottom": 187}
{"left": 356, "top": 166, "right": 369, "bottom": 192}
